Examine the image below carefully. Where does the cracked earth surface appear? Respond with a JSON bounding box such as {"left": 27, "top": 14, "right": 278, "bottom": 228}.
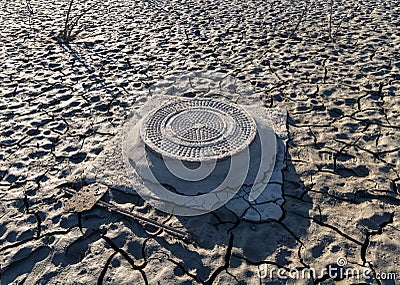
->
{"left": 0, "top": 0, "right": 399, "bottom": 284}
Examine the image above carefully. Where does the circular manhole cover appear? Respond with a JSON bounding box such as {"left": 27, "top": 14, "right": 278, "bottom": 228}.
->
{"left": 140, "top": 98, "right": 257, "bottom": 161}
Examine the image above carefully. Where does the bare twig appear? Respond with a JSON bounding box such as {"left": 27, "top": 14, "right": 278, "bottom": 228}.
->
{"left": 58, "top": 0, "right": 99, "bottom": 42}
{"left": 328, "top": 0, "right": 334, "bottom": 42}
{"left": 60, "top": 0, "right": 74, "bottom": 40}
{"left": 69, "top": 2, "right": 98, "bottom": 35}
{"left": 25, "top": 0, "right": 34, "bottom": 14}
{"left": 288, "top": 3, "right": 309, "bottom": 39}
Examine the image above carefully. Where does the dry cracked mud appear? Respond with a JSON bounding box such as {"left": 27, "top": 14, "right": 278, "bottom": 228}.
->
{"left": 0, "top": 0, "right": 399, "bottom": 284}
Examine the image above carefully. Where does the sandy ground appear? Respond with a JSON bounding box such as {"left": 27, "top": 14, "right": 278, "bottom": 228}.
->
{"left": 1, "top": 0, "right": 399, "bottom": 284}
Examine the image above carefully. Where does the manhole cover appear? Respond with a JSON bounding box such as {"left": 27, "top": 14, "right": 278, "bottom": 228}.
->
{"left": 140, "top": 98, "right": 257, "bottom": 161}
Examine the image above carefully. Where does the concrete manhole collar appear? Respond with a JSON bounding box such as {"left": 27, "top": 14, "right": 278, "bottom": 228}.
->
{"left": 140, "top": 98, "right": 257, "bottom": 161}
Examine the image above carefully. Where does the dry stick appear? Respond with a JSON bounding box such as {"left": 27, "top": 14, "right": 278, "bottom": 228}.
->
{"left": 61, "top": 187, "right": 193, "bottom": 244}
{"left": 333, "top": 5, "right": 357, "bottom": 40}
{"left": 288, "top": 3, "right": 309, "bottom": 39}
{"left": 328, "top": 0, "right": 334, "bottom": 42}
{"left": 62, "top": 0, "right": 74, "bottom": 40}
{"left": 67, "top": 1, "right": 101, "bottom": 40}
{"left": 25, "top": 0, "right": 34, "bottom": 39}
{"left": 26, "top": 0, "right": 33, "bottom": 14}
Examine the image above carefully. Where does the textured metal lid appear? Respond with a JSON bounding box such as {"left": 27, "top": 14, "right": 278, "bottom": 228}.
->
{"left": 140, "top": 98, "right": 256, "bottom": 161}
